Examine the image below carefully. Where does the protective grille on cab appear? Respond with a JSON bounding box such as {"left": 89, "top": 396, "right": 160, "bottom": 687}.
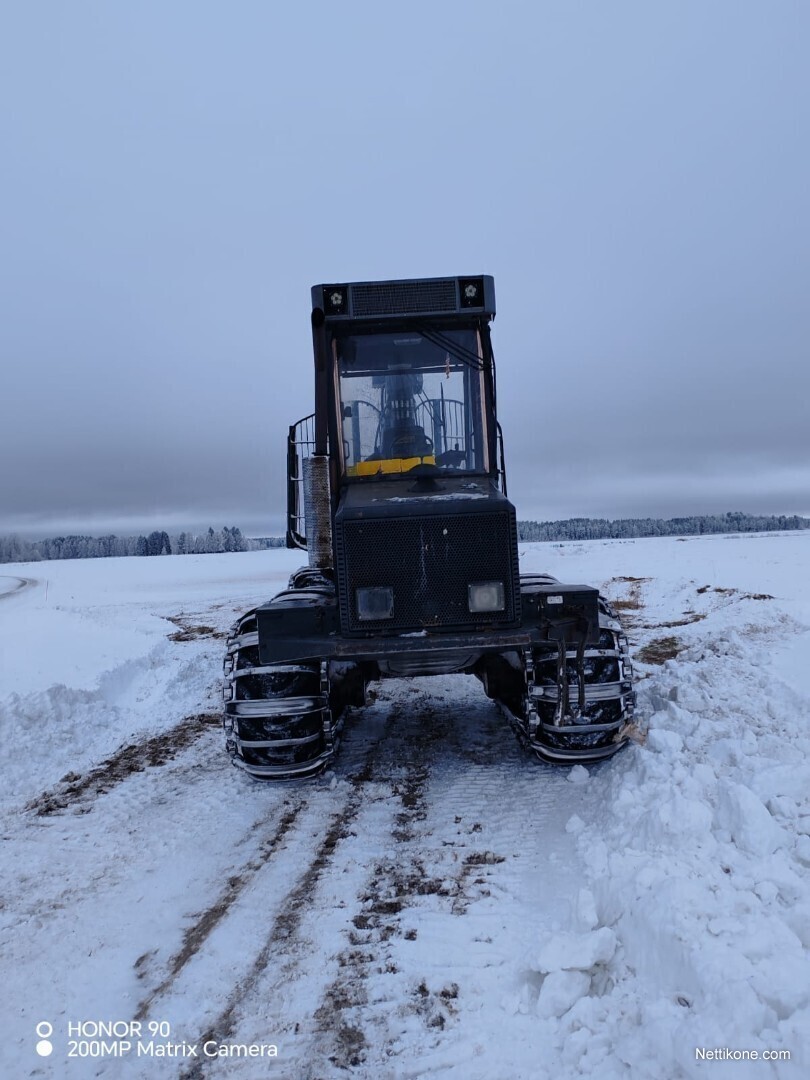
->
{"left": 350, "top": 279, "right": 457, "bottom": 317}
{"left": 336, "top": 512, "right": 517, "bottom": 633}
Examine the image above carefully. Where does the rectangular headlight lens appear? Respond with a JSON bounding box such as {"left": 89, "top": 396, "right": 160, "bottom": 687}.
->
{"left": 468, "top": 581, "right": 505, "bottom": 613}
{"left": 356, "top": 586, "right": 394, "bottom": 621}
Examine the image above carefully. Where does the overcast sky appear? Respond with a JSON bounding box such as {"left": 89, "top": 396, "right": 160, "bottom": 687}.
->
{"left": 1, "top": 0, "right": 809, "bottom": 538}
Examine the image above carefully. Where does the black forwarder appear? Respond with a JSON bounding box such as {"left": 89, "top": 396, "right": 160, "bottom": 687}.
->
{"left": 223, "top": 276, "right": 636, "bottom": 780}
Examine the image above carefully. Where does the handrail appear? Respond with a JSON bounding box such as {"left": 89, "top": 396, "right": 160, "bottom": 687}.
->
{"left": 286, "top": 413, "right": 316, "bottom": 549}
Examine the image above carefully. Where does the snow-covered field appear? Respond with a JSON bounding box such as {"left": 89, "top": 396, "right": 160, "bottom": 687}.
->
{"left": 1, "top": 533, "right": 809, "bottom": 1079}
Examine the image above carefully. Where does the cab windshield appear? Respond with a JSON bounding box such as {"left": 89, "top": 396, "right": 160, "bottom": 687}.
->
{"left": 335, "top": 329, "right": 489, "bottom": 479}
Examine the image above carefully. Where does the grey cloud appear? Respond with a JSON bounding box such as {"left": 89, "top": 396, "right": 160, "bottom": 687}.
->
{"left": 1, "top": 1, "right": 809, "bottom": 538}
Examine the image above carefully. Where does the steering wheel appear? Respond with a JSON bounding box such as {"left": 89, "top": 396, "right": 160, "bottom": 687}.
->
{"left": 391, "top": 431, "right": 434, "bottom": 457}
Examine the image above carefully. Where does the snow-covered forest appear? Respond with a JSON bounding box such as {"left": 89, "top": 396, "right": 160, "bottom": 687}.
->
{"left": 0, "top": 527, "right": 285, "bottom": 564}
{"left": 518, "top": 512, "right": 810, "bottom": 542}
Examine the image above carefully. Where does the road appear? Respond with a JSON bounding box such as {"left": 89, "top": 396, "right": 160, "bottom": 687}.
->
{"left": 0, "top": 574, "right": 37, "bottom": 601}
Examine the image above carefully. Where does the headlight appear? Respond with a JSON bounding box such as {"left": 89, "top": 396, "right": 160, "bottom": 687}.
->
{"left": 468, "top": 581, "right": 505, "bottom": 613}
{"left": 356, "top": 586, "right": 394, "bottom": 621}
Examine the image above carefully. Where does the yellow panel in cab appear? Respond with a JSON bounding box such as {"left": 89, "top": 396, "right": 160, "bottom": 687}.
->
{"left": 346, "top": 455, "right": 436, "bottom": 477}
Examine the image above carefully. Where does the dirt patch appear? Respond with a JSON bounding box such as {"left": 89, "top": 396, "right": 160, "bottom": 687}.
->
{"left": 606, "top": 576, "right": 651, "bottom": 625}
{"left": 636, "top": 636, "right": 682, "bottom": 665}
{"left": 611, "top": 598, "right": 643, "bottom": 613}
{"left": 26, "top": 713, "right": 221, "bottom": 816}
{"left": 167, "top": 615, "right": 226, "bottom": 642}
{"left": 407, "top": 978, "right": 459, "bottom": 1031}
{"left": 696, "top": 585, "right": 773, "bottom": 602}
{"left": 314, "top": 962, "right": 371, "bottom": 1068}
{"left": 641, "top": 613, "right": 706, "bottom": 630}
{"left": 463, "top": 851, "right": 505, "bottom": 866}
{"left": 393, "top": 767, "right": 429, "bottom": 842}
{"left": 448, "top": 851, "right": 507, "bottom": 914}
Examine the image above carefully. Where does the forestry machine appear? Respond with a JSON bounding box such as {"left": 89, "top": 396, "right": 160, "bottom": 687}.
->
{"left": 223, "top": 275, "right": 635, "bottom": 780}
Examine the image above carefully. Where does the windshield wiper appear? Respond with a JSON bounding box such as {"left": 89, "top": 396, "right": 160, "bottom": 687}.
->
{"left": 419, "top": 330, "right": 485, "bottom": 371}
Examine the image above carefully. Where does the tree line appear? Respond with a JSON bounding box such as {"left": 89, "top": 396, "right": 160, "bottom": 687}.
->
{"left": 517, "top": 511, "right": 810, "bottom": 542}
{"left": 0, "top": 527, "right": 285, "bottom": 564}
{"left": 1, "top": 512, "right": 807, "bottom": 564}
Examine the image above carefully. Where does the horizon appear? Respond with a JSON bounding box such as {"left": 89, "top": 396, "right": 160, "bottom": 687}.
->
{"left": 2, "top": 508, "right": 808, "bottom": 545}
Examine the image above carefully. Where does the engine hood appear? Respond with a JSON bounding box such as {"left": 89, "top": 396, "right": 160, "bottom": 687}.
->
{"left": 336, "top": 475, "right": 512, "bottom": 522}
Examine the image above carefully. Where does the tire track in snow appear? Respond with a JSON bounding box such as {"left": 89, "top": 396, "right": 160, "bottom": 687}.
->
{"left": 309, "top": 706, "right": 435, "bottom": 1071}
{"left": 319, "top": 679, "right": 591, "bottom": 1080}
{"left": 180, "top": 790, "right": 367, "bottom": 1080}
{"left": 24, "top": 711, "right": 221, "bottom": 816}
{"left": 0, "top": 574, "right": 37, "bottom": 600}
{"left": 133, "top": 797, "right": 306, "bottom": 1022}
{"left": 166, "top": 678, "right": 583, "bottom": 1079}
{"left": 175, "top": 703, "right": 405, "bottom": 1079}
{"left": 174, "top": 692, "right": 448, "bottom": 1077}
{"left": 303, "top": 688, "right": 513, "bottom": 1073}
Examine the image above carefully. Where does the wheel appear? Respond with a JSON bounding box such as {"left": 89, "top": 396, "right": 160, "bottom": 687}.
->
{"left": 223, "top": 611, "right": 333, "bottom": 780}
{"left": 528, "top": 598, "right": 635, "bottom": 761}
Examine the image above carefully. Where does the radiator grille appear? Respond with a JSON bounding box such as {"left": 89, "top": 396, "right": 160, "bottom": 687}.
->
{"left": 350, "top": 279, "right": 457, "bottom": 317}
{"left": 336, "top": 511, "right": 518, "bottom": 633}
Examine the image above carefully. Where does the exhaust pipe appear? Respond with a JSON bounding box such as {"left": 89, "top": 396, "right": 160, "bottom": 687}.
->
{"left": 303, "top": 455, "right": 332, "bottom": 569}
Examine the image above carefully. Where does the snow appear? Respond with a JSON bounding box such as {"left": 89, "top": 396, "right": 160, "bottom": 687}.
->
{"left": 384, "top": 492, "right": 489, "bottom": 501}
{"left": 1, "top": 532, "right": 808, "bottom": 1077}
{"left": 534, "top": 928, "right": 618, "bottom": 973}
